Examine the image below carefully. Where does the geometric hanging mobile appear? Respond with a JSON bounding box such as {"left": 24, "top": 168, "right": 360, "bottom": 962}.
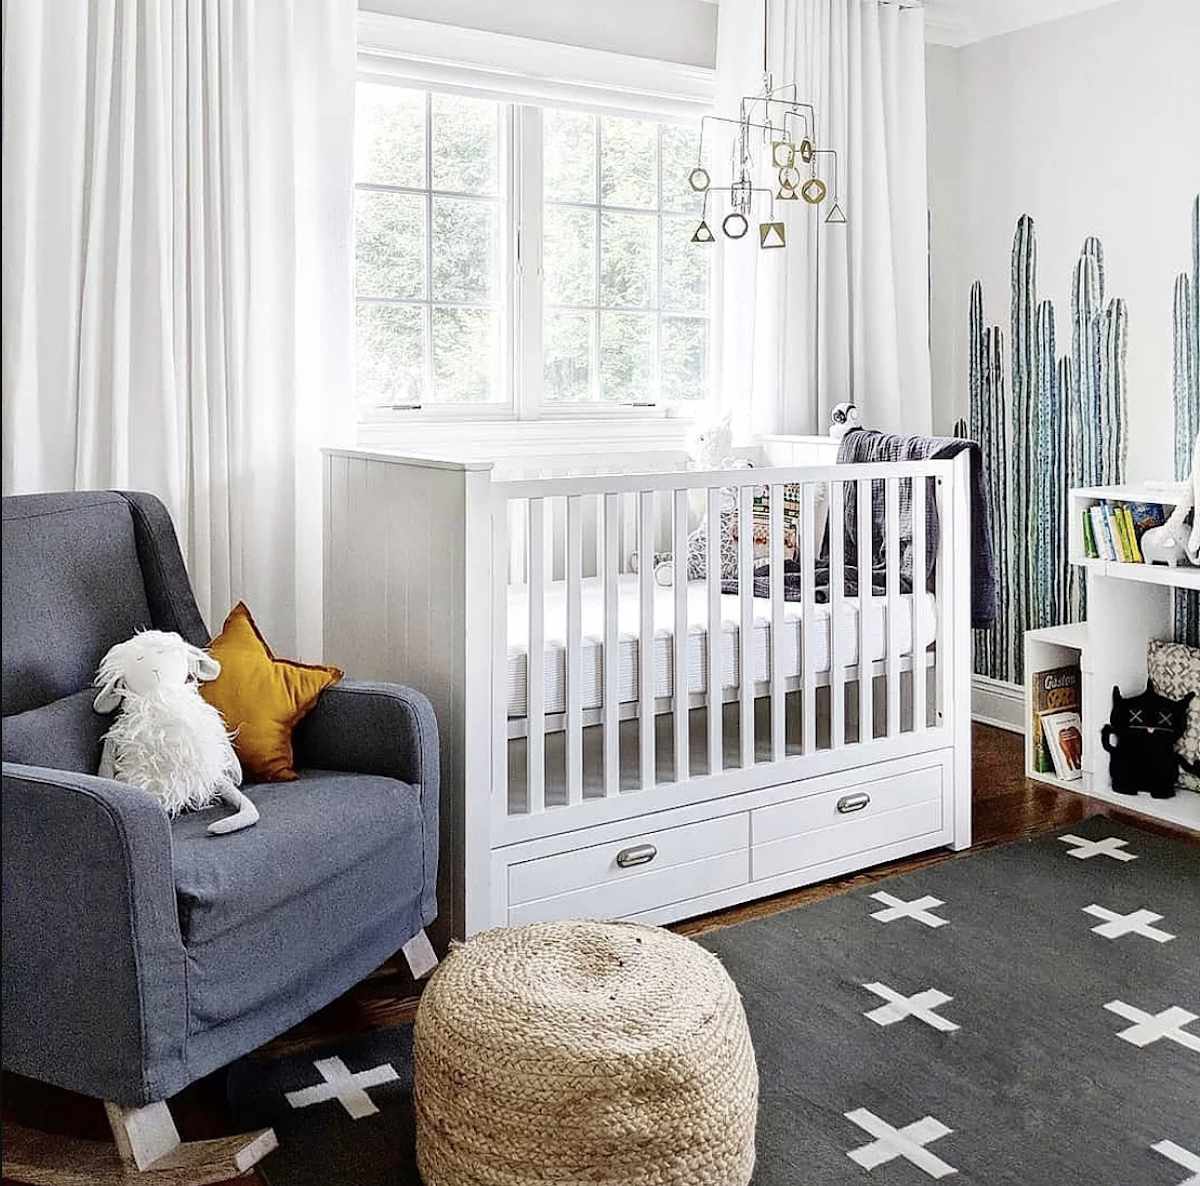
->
{"left": 685, "top": 3, "right": 845, "bottom": 249}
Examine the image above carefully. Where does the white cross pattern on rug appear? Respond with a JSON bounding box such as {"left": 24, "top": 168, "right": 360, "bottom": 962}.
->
{"left": 285, "top": 1056, "right": 400, "bottom": 1119}
{"left": 1152, "top": 1139, "right": 1200, "bottom": 1186}
{"left": 1058, "top": 834, "right": 1137, "bottom": 861}
{"left": 844, "top": 1107, "right": 958, "bottom": 1179}
{"left": 1104, "top": 1002, "right": 1200, "bottom": 1053}
{"left": 1083, "top": 904, "right": 1176, "bottom": 943}
{"left": 869, "top": 892, "right": 949, "bottom": 928}
{"left": 862, "top": 983, "right": 960, "bottom": 1032}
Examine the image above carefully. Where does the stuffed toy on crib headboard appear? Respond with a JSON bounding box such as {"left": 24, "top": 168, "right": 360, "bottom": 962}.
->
{"left": 94, "top": 631, "right": 259, "bottom": 835}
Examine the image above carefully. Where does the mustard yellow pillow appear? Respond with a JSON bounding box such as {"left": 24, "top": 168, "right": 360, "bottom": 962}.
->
{"left": 201, "top": 602, "right": 342, "bottom": 782}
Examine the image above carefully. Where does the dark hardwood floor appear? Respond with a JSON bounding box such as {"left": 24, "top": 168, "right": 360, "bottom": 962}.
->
{"left": 3, "top": 724, "right": 1195, "bottom": 1184}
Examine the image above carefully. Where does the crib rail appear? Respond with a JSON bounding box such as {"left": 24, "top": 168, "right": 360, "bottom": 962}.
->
{"left": 491, "top": 458, "right": 966, "bottom": 824}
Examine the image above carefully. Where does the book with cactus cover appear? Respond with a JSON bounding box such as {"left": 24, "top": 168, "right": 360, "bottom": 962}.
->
{"left": 1125, "top": 502, "right": 1167, "bottom": 548}
{"left": 1031, "top": 664, "right": 1082, "bottom": 774}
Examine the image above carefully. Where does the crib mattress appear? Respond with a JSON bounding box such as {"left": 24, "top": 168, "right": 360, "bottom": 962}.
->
{"left": 506, "top": 575, "right": 936, "bottom": 719}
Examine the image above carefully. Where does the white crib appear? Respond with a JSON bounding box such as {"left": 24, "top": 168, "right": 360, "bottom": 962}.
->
{"left": 323, "top": 438, "right": 972, "bottom": 940}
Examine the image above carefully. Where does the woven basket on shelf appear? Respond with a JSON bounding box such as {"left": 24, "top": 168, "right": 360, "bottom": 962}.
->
{"left": 414, "top": 919, "right": 758, "bottom": 1186}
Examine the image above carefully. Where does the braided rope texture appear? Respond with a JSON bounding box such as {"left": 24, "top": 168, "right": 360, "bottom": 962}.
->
{"left": 414, "top": 921, "right": 759, "bottom": 1186}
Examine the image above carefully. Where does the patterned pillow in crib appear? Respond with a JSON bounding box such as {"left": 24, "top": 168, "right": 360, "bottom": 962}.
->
{"left": 685, "top": 488, "right": 740, "bottom": 581}
{"left": 1148, "top": 638, "right": 1200, "bottom": 790}
{"left": 685, "top": 484, "right": 817, "bottom": 581}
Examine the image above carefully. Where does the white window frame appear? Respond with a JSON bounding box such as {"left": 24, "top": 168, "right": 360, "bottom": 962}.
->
{"left": 354, "top": 16, "right": 716, "bottom": 431}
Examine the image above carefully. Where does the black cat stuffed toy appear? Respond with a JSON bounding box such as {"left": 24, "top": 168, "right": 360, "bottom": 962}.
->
{"left": 1101, "top": 683, "right": 1193, "bottom": 799}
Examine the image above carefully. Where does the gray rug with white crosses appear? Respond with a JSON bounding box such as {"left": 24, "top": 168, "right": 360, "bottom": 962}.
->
{"left": 227, "top": 816, "right": 1199, "bottom": 1185}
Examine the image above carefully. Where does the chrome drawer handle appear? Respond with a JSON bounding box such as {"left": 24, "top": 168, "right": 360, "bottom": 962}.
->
{"left": 616, "top": 843, "right": 658, "bottom": 869}
{"left": 836, "top": 792, "right": 871, "bottom": 814}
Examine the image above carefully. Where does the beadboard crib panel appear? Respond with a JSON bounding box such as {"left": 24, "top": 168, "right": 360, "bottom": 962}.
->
{"left": 323, "top": 451, "right": 491, "bottom": 944}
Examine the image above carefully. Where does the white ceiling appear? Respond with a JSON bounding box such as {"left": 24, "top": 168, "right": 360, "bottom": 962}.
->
{"left": 922, "top": 0, "right": 1124, "bottom": 46}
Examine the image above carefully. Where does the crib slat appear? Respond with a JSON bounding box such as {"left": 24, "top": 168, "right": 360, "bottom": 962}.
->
{"left": 673, "top": 489, "right": 689, "bottom": 782}
{"left": 911, "top": 474, "right": 928, "bottom": 733}
{"left": 885, "top": 478, "right": 901, "bottom": 736}
{"left": 738, "top": 485, "right": 755, "bottom": 768}
{"left": 857, "top": 477, "right": 873, "bottom": 744}
{"left": 801, "top": 482, "right": 817, "bottom": 754}
{"left": 706, "top": 487, "right": 723, "bottom": 775}
{"left": 603, "top": 493, "right": 620, "bottom": 796}
{"left": 639, "top": 491, "right": 655, "bottom": 790}
{"left": 527, "top": 497, "right": 546, "bottom": 812}
{"left": 769, "top": 483, "right": 785, "bottom": 762}
{"left": 492, "top": 499, "right": 509, "bottom": 814}
{"left": 566, "top": 495, "right": 584, "bottom": 803}
{"left": 829, "top": 478, "right": 846, "bottom": 749}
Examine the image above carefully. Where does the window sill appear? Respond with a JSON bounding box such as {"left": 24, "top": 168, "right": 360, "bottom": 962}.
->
{"left": 356, "top": 412, "right": 700, "bottom": 460}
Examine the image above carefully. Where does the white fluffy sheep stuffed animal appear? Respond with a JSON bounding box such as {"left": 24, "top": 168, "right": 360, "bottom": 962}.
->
{"left": 94, "top": 631, "right": 259, "bottom": 835}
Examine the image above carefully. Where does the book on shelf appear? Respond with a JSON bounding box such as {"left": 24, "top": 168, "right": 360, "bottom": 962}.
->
{"left": 1082, "top": 508, "right": 1098, "bottom": 558}
{"left": 1041, "top": 709, "right": 1084, "bottom": 781}
{"left": 1082, "top": 500, "right": 1167, "bottom": 564}
{"left": 1031, "top": 664, "right": 1082, "bottom": 774}
{"left": 1089, "top": 505, "right": 1117, "bottom": 560}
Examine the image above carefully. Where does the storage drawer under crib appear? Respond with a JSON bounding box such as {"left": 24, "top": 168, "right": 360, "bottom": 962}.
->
{"left": 505, "top": 813, "right": 749, "bottom": 926}
{"left": 749, "top": 762, "right": 944, "bottom": 882}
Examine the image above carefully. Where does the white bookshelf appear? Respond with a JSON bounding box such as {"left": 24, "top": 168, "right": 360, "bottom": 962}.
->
{"left": 1024, "top": 485, "right": 1200, "bottom": 832}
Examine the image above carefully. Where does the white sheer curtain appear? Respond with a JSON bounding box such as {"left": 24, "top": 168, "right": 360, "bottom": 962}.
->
{"left": 1, "top": 0, "right": 356, "bottom": 657}
{"left": 713, "top": 0, "right": 930, "bottom": 437}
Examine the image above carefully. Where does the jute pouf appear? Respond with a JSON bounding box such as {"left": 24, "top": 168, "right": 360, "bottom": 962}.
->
{"left": 414, "top": 920, "right": 758, "bottom": 1186}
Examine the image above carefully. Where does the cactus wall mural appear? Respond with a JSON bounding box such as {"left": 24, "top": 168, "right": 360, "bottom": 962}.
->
{"left": 968, "top": 215, "right": 1129, "bottom": 684}
{"left": 1175, "top": 196, "right": 1200, "bottom": 645}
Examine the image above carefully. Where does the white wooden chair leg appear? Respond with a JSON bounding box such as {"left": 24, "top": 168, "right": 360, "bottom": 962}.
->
{"left": 105, "top": 1101, "right": 180, "bottom": 1171}
{"left": 2, "top": 1099, "right": 277, "bottom": 1185}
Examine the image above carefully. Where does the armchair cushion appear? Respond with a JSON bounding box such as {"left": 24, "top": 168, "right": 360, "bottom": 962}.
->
{"left": 1, "top": 689, "right": 108, "bottom": 774}
{"left": 2, "top": 494, "right": 154, "bottom": 715}
{"left": 172, "top": 768, "right": 429, "bottom": 1032}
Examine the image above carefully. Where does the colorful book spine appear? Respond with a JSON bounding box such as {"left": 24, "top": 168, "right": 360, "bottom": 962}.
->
{"left": 1089, "top": 506, "right": 1112, "bottom": 559}
{"left": 1120, "top": 505, "right": 1143, "bottom": 563}
{"left": 1081, "top": 509, "right": 1098, "bottom": 559}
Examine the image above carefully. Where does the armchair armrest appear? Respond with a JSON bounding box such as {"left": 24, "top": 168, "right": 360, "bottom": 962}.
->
{"left": 293, "top": 681, "right": 440, "bottom": 927}
{"left": 295, "top": 680, "right": 440, "bottom": 798}
{"left": 1, "top": 762, "right": 188, "bottom": 1105}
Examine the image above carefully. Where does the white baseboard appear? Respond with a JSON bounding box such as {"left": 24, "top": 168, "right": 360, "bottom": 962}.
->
{"left": 971, "top": 675, "right": 1024, "bottom": 733}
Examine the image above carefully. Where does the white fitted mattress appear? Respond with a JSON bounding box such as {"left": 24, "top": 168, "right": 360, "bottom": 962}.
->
{"left": 507, "top": 575, "right": 936, "bottom": 719}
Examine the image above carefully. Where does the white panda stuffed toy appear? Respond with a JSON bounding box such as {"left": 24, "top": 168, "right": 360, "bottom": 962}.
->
{"left": 93, "top": 631, "right": 259, "bottom": 835}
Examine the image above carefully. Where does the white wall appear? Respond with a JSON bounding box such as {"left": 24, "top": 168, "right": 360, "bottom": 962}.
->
{"left": 927, "top": 0, "right": 1200, "bottom": 481}
{"left": 360, "top": 0, "right": 719, "bottom": 68}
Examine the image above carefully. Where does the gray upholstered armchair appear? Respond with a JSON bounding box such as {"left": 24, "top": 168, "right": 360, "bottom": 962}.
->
{"left": 1, "top": 492, "right": 438, "bottom": 1181}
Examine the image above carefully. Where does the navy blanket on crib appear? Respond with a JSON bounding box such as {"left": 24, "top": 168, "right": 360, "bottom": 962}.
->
{"left": 722, "top": 429, "right": 997, "bottom": 629}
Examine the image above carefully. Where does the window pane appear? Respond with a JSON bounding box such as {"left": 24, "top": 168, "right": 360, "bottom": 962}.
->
{"left": 432, "top": 307, "right": 500, "bottom": 402}
{"left": 543, "top": 109, "right": 596, "bottom": 203}
{"left": 599, "top": 312, "right": 654, "bottom": 402}
{"left": 660, "top": 124, "right": 705, "bottom": 214}
{"left": 600, "top": 116, "right": 658, "bottom": 209}
{"left": 661, "top": 316, "right": 707, "bottom": 401}
{"left": 356, "top": 303, "right": 426, "bottom": 405}
{"left": 660, "top": 215, "right": 708, "bottom": 313}
{"left": 355, "top": 84, "right": 425, "bottom": 188}
{"left": 544, "top": 206, "right": 596, "bottom": 306}
{"left": 355, "top": 190, "right": 426, "bottom": 299}
{"left": 432, "top": 197, "right": 497, "bottom": 303}
{"left": 600, "top": 212, "right": 656, "bottom": 308}
{"left": 544, "top": 310, "right": 593, "bottom": 402}
{"left": 431, "top": 93, "right": 498, "bottom": 195}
